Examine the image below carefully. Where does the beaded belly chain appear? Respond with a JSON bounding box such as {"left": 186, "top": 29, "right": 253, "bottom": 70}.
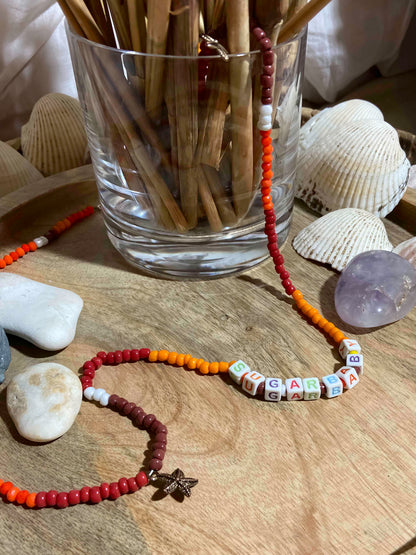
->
{"left": 0, "top": 23, "right": 364, "bottom": 509}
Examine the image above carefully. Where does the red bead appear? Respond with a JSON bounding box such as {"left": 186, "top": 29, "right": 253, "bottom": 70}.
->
{"left": 274, "top": 254, "right": 284, "bottom": 265}
{"left": 91, "top": 356, "right": 102, "bottom": 369}
{"left": 100, "top": 483, "right": 110, "bottom": 499}
{"left": 108, "top": 394, "right": 119, "bottom": 409}
{"left": 275, "top": 264, "right": 284, "bottom": 274}
{"left": 130, "top": 349, "right": 140, "bottom": 361}
{"left": 285, "top": 284, "right": 296, "bottom": 295}
{"left": 80, "top": 376, "right": 92, "bottom": 386}
{"left": 155, "top": 424, "right": 168, "bottom": 435}
{"left": 21, "top": 244, "right": 30, "bottom": 253}
{"left": 280, "top": 270, "right": 290, "bottom": 280}
{"left": 118, "top": 478, "right": 129, "bottom": 495}
{"left": 263, "top": 65, "right": 273, "bottom": 76}
{"left": 130, "top": 406, "right": 144, "bottom": 420}
{"left": 282, "top": 278, "right": 292, "bottom": 289}
{"left": 135, "top": 472, "right": 148, "bottom": 488}
{"left": 109, "top": 483, "right": 120, "bottom": 499}
{"left": 261, "top": 136, "right": 272, "bottom": 146}
{"left": 150, "top": 419, "right": 161, "bottom": 433}
{"left": 267, "top": 232, "right": 277, "bottom": 243}
{"left": 10, "top": 252, "right": 18, "bottom": 261}
{"left": 122, "top": 402, "right": 136, "bottom": 416}
{"left": 80, "top": 486, "right": 90, "bottom": 503}
{"left": 149, "top": 458, "right": 163, "bottom": 471}
{"left": 83, "top": 361, "right": 95, "bottom": 372}
{"left": 252, "top": 27, "right": 265, "bottom": 40}
{"left": 127, "top": 477, "right": 138, "bottom": 493}
{"left": 56, "top": 492, "right": 69, "bottom": 508}
{"left": 264, "top": 209, "right": 275, "bottom": 216}
{"left": 68, "top": 490, "right": 80, "bottom": 505}
{"left": 134, "top": 411, "right": 146, "bottom": 426}
{"left": 96, "top": 351, "right": 107, "bottom": 361}
{"left": 139, "top": 348, "right": 151, "bottom": 359}
{"left": 260, "top": 37, "right": 272, "bottom": 51}
{"left": 114, "top": 350, "right": 123, "bottom": 363}
{"left": 122, "top": 349, "right": 131, "bottom": 362}
{"left": 261, "top": 162, "right": 272, "bottom": 171}
{"left": 89, "top": 486, "right": 102, "bottom": 504}
{"left": 83, "top": 368, "right": 95, "bottom": 378}
{"left": 115, "top": 397, "right": 128, "bottom": 411}
{"left": 36, "top": 491, "right": 47, "bottom": 508}
{"left": 260, "top": 74, "right": 273, "bottom": 88}
{"left": 153, "top": 449, "right": 165, "bottom": 460}
{"left": 265, "top": 215, "right": 275, "bottom": 224}
{"left": 154, "top": 432, "right": 167, "bottom": 443}
{"left": 46, "top": 490, "right": 58, "bottom": 506}
{"left": 263, "top": 51, "right": 274, "bottom": 65}
{"left": 268, "top": 244, "right": 278, "bottom": 255}
{"left": 152, "top": 441, "right": 167, "bottom": 451}
{"left": 261, "top": 96, "right": 273, "bottom": 105}
{"left": 106, "top": 352, "right": 115, "bottom": 365}
{"left": 320, "top": 382, "right": 326, "bottom": 396}
{"left": 81, "top": 382, "right": 91, "bottom": 391}
{"left": 143, "top": 414, "right": 156, "bottom": 429}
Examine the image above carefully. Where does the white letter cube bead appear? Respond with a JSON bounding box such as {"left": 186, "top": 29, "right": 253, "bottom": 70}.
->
{"left": 302, "top": 377, "right": 321, "bottom": 400}
{"left": 229, "top": 360, "right": 251, "bottom": 384}
{"left": 322, "top": 374, "right": 343, "bottom": 398}
{"left": 346, "top": 353, "right": 363, "bottom": 375}
{"left": 264, "top": 378, "right": 283, "bottom": 401}
{"left": 242, "top": 372, "right": 265, "bottom": 396}
{"left": 339, "top": 339, "right": 361, "bottom": 359}
{"left": 336, "top": 366, "right": 359, "bottom": 390}
{"left": 285, "top": 378, "right": 304, "bottom": 400}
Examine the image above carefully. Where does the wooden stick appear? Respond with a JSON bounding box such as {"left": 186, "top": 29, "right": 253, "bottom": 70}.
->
{"left": 202, "top": 164, "right": 236, "bottom": 226}
{"left": 278, "top": 0, "right": 333, "bottom": 43}
{"left": 106, "top": 0, "right": 132, "bottom": 49}
{"left": 57, "top": 0, "right": 105, "bottom": 43}
{"left": 198, "top": 168, "right": 223, "bottom": 232}
{"left": 226, "top": 0, "right": 253, "bottom": 218}
{"left": 84, "top": 0, "right": 116, "bottom": 45}
{"left": 127, "top": 0, "right": 147, "bottom": 53}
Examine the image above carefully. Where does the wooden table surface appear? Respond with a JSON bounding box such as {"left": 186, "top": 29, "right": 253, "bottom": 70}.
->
{"left": 0, "top": 166, "right": 415, "bottom": 555}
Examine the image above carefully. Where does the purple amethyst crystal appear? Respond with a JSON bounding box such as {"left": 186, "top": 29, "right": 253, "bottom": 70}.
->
{"left": 334, "top": 250, "right": 416, "bottom": 328}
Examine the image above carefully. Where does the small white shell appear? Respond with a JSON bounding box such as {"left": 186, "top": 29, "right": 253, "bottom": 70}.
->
{"left": 299, "top": 99, "right": 384, "bottom": 154}
{"left": 0, "top": 141, "right": 42, "bottom": 197}
{"left": 393, "top": 237, "right": 416, "bottom": 269}
{"left": 292, "top": 208, "right": 393, "bottom": 271}
{"left": 21, "top": 93, "right": 88, "bottom": 176}
{"left": 295, "top": 119, "right": 411, "bottom": 217}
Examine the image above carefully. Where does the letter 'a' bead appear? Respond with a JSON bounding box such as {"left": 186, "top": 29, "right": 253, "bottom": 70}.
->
{"left": 346, "top": 353, "right": 363, "bottom": 375}
{"left": 264, "top": 378, "right": 283, "bottom": 401}
{"left": 339, "top": 339, "right": 361, "bottom": 359}
{"left": 242, "top": 372, "right": 265, "bottom": 395}
{"left": 322, "top": 374, "right": 343, "bottom": 398}
{"left": 302, "top": 378, "right": 321, "bottom": 400}
{"left": 228, "top": 360, "right": 251, "bottom": 384}
{"left": 285, "top": 378, "right": 304, "bottom": 401}
{"left": 336, "top": 366, "right": 359, "bottom": 390}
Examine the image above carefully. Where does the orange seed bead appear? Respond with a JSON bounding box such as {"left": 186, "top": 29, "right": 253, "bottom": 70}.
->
{"left": 306, "top": 307, "right": 318, "bottom": 318}
{"left": 52, "top": 225, "right": 61, "bottom": 235}
{"left": 25, "top": 493, "right": 37, "bottom": 508}
{"left": 263, "top": 170, "right": 273, "bottom": 180}
{"left": 28, "top": 241, "right": 37, "bottom": 252}
{"left": 318, "top": 318, "right": 328, "bottom": 328}
{"left": 323, "top": 322, "right": 335, "bottom": 334}
{"left": 4, "top": 254, "right": 13, "bottom": 265}
{"left": 157, "top": 349, "right": 169, "bottom": 362}
{"left": 10, "top": 252, "right": 19, "bottom": 261}
{"left": 167, "top": 352, "right": 177, "bottom": 365}
{"left": 333, "top": 331, "right": 346, "bottom": 343}
{"left": 63, "top": 218, "right": 72, "bottom": 229}
{"left": 176, "top": 354, "right": 185, "bottom": 366}
{"left": 187, "top": 357, "right": 197, "bottom": 370}
{"left": 263, "top": 203, "right": 273, "bottom": 211}
{"left": 300, "top": 303, "right": 311, "bottom": 314}
{"left": 0, "top": 481, "right": 13, "bottom": 495}
{"left": 263, "top": 145, "right": 273, "bottom": 154}
{"left": 0, "top": 479, "right": 4, "bottom": 487}
{"left": 16, "top": 490, "right": 29, "bottom": 504}
{"left": 7, "top": 486, "right": 19, "bottom": 502}
{"left": 0, "top": 259, "right": 6, "bottom": 269}
{"left": 209, "top": 362, "right": 219, "bottom": 374}
{"left": 292, "top": 290, "right": 303, "bottom": 302}
{"left": 219, "top": 362, "right": 229, "bottom": 373}
{"left": 16, "top": 247, "right": 25, "bottom": 257}
{"left": 184, "top": 354, "right": 191, "bottom": 365}
{"left": 199, "top": 362, "right": 210, "bottom": 374}
{"left": 311, "top": 313, "right": 322, "bottom": 324}
{"left": 196, "top": 358, "right": 204, "bottom": 369}
{"left": 148, "top": 350, "right": 158, "bottom": 362}
{"left": 262, "top": 154, "right": 273, "bottom": 163}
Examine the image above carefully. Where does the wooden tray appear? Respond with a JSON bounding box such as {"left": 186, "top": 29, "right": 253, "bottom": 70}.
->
{"left": 0, "top": 168, "right": 415, "bottom": 553}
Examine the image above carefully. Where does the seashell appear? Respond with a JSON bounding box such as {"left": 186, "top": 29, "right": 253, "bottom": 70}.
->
{"left": 295, "top": 119, "right": 411, "bottom": 217}
{"left": 292, "top": 208, "right": 393, "bottom": 271}
{"left": 299, "top": 99, "right": 384, "bottom": 154}
{"left": 393, "top": 237, "right": 416, "bottom": 269}
{"left": 21, "top": 93, "right": 88, "bottom": 176}
{"left": 0, "top": 141, "right": 42, "bottom": 197}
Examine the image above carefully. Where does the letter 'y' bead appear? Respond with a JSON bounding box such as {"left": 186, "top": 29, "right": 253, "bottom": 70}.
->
{"left": 228, "top": 360, "right": 251, "bottom": 384}
{"left": 242, "top": 372, "right": 265, "bottom": 395}
{"left": 339, "top": 339, "right": 361, "bottom": 359}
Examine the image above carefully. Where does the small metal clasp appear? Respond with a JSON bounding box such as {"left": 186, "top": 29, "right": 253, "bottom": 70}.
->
{"left": 200, "top": 34, "right": 229, "bottom": 61}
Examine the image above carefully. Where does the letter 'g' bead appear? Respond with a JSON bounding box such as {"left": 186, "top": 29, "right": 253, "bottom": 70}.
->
{"left": 229, "top": 360, "right": 251, "bottom": 384}
{"left": 264, "top": 378, "right": 283, "bottom": 401}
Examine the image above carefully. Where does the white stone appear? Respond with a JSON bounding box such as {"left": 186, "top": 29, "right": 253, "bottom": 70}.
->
{"left": 7, "top": 362, "right": 82, "bottom": 442}
{"left": 242, "top": 372, "right": 265, "bottom": 395}
{"left": 0, "top": 273, "right": 83, "bottom": 350}
{"left": 302, "top": 377, "right": 321, "bottom": 400}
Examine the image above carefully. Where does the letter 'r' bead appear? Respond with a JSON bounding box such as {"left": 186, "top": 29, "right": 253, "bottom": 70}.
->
{"left": 228, "top": 360, "right": 251, "bottom": 384}
{"left": 302, "top": 377, "right": 321, "bottom": 400}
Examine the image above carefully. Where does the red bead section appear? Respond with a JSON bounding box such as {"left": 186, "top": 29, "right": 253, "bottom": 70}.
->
{"left": 0, "top": 206, "right": 94, "bottom": 270}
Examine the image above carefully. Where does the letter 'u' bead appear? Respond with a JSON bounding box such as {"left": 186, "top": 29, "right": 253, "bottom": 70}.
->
{"left": 242, "top": 372, "right": 265, "bottom": 395}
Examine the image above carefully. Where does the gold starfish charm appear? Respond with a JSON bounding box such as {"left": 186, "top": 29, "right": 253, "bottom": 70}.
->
{"left": 155, "top": 468, "right": 198, "bottom": 498}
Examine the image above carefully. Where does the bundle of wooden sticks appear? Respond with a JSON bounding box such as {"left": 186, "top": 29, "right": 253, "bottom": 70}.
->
{"left": 60, "top": 0, "right": 331, "bottom": 232}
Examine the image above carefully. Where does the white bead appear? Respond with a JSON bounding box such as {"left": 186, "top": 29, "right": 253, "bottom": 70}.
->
{"left": 264, "top": 377, "right": 283, "bottom": 401}
{"left": 322, "top": 374, "right": 343, "bottom": 398}
{"left": 302, "top": 377, "right": 321, "bottom": 400}
{"left": 257, "top": 121, "right": 272, "bottom": 131}
{"left": 285, "top": 378, "right": 304, "bottom": 401}
{"left": 83, "top": 387, "right": 95, "bottom": 400}
{"left": 336, "top": 366, "right": 359, "bottom": 390}
{"left": 339, "top": 339, "right": 361, "bottom": 359}
{"left": 346, "top": 353, "right": 364, "bottom": 376}
{"left": 93, "top": 388, "right": 106, "bottom": 402}
{"left": 242, "top": 372, "right": 265, "bottom": 396}
{"left": 33, "top": 236, "right": 48, "bottom": 248}
{"left": 99, "top": 392, "right": 110, "bottom": 406}
{"left": 228, "top": 360, "right": 251, "bottom": 384}
{"left": 258, "top": 115, "right": 271, "bottom": 125}
{"left": 259, "top": 104, "right": 273, "bottom": 116}
{"left": 281, "top": 383, "right": 286, "bottom": 398}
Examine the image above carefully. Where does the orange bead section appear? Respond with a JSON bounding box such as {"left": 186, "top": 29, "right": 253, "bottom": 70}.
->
{"left": 16, "top": 490, "right": 29, "bottom": 504}
{"left": 3, "top": 254, "right": 13, "bottom": 265}
{"left": 6, "top": 486, "right": 19, "bottom": 502}
{"left": 0, "top": 481, "right": 13, "bottom": 495}
{"left": 157, "top": 349, "right": 169, "bottom": 362}
{"left": 148, "top": 350, "right": 158, "bottom": 362}
{"left": 292, "top": 290, "right": 303, "bottom": 302}
{"left": 176, "top": 354, "right": 185, "bottom": 366}
{"left": 0, "top": 260, "right": 5, "bottom": 270}
{"left": 199, "top": 362, "right": 210, "bottom": 374}
{"left": 25, "top": 493, "right": 37, "bottom": 508}
{"left": 28, "top": 241, "right": 37, "bottom": 252}
{"left": 16, "top": 247, "right": 25, "bottom": 257}
{"left": 219, "top": 362, "right": 229, "bottom": 373}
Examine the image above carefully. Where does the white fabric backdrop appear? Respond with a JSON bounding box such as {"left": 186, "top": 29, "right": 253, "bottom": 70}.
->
{"left": 0, "top": 0, "right": 415, "bottom": 140}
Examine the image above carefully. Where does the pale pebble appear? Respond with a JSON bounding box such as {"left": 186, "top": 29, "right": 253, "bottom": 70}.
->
{"left": 0, "top": 326, "right": 11, "bottom": 384}
{"left": 7, "top": 362, "right": 82, "bottom": 442}
{"left": 0, "top": 273, "right": 83, "bottom": 351}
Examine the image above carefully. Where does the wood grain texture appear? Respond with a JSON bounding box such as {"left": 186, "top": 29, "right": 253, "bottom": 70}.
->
{"left": 0, "top": 175, "right": 415, "bottom": 555}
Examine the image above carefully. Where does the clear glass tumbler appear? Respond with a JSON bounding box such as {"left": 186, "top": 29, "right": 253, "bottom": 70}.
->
{"left": 67, "top": 25, "right": 306, "bottom": 279}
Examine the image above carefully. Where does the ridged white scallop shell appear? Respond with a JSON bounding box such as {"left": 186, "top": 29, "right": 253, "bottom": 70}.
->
{"left": 299, "top": 99, "right": 384, "bottom": 154}
{"left": 292, "top": 208, "right": 393, "bottom": 271}
{"left": 393, "top": 237, "right": 416, "bottom": 269}
{"left": 295, "top": 119, "right": 410, "bottom": 217}
{"left": 21, "top": 93, "right": 88, "bottom": 176}
{"left": 0, "top": 141, "right": 42, "bottom": 197}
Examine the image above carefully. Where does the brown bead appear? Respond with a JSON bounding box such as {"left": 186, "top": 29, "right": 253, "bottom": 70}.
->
{"left": 263, "top": 65, "right": 273, "bottom": 76}
{"left": 154, "top": 432, "right": 167, "bottom": 443}
{"left": 260, "top": 74, "right": 273, "bottom": 88}
{"left": 263, "top": 51, "right": 274, "bottom": 65}
{"left": 143, "top": 414, "right": 156, "bottom": 428}
{"left": 260, "top": 37, "right": 272, "bottom": 51}
{"left": 108, "top": 394, "right": 119, "bottom": 409}
{"left": 155, "top": 424, "right": 167, "bottom": 435}
{"left": 153, "top": 449, "right": 165, "bottom": 460}
{"left": 150, "top": 419, "right": 161, "bottom": 433}
{"left": 320, "top": 382, "right": 326, "bottom": 396}
{"left": 122, "top": 402, "right": 136, "bottom": 416}
{"left": 152, "top": 441, "right": 167, "bottom": 450}
{"left": 257, "top": 382, "right": 265, "bottom": 397}
{"left": 149, "top": 458, "right": 163, "bottom": 471}
{"left": 261, "top": 97, "right": 273, "bottom": 105}
{"left": 130, "top": 406, "right": 143, "bottom": 420}
{"left": 134, "top": 412, "right": 146, "bottom": 426}
{"left": 262, "top": 87, "right": 272, "bottom": 97}
{"left": 116, "top": 397, "right": 128, "bottom": 411}
{"left": 44, "top": 230, "right": 57, "bottom": 243}
{"left": 252, "top": 27, "right": 265, "bottom": 41}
